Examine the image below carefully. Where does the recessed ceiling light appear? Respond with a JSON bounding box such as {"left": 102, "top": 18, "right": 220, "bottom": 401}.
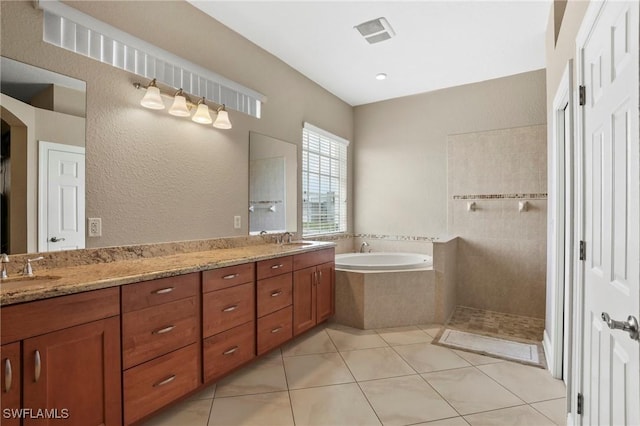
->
{"left": 376, "top": 73, "right": 387, "bottom": 81}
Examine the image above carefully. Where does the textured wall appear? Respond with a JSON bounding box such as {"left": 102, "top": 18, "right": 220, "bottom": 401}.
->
{"left": 0, "top": 0, "right": 353, "bottom": 250}
{"left": 353, "top": 70, "right": 546, "bottom": 245}
{"left": 448, "top": 125, "right": 547, "bottom": 319}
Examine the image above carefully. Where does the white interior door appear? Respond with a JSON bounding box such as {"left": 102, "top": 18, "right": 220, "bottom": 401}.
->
{"left": 580, "top": 1, "right": 639, "bottom": 424}
{"left": 38, "top": 141, "right": 85, "bottom": 252}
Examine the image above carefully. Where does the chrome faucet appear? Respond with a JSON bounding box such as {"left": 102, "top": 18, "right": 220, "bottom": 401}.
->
{"left": 1, "top": 254, "right": 9, "bottom": 279}
{"left": 22, "top": 257, "right": 44, "bottom": 277}
{"left": 360, "top": 242, "right": 370, "bottom": 253}
{"left": 284, "top": 232, "right": 293, "bottom": 243}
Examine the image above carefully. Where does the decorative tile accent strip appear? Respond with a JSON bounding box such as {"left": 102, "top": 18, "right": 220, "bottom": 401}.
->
{"left": 452, "top": 193, "right": 547, "bottom": 200}
{"left": 355, "top": 234, "right": 439, "bottom": 242}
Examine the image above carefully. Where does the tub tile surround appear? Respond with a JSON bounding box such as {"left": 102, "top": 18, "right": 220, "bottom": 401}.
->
{"left": 0, "top": 235, "right": 334, "bottom": 305}
{"left": 334, "top": 236, "right": 458, "bottom": 329}
{"left": 448, "top": 125, "right": 547, "bottom": 319}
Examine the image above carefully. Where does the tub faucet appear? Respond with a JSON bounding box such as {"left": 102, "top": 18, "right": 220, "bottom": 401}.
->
{"left": 360, "top": 242, "right": 369, "bottom": 253}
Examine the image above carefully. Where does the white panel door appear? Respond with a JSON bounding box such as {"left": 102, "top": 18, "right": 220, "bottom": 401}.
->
{"left": 39, "top": 142, "right": 85, "bottom": 252}
{"left": 581, "top": 1, "right": 639, "bottom": 424}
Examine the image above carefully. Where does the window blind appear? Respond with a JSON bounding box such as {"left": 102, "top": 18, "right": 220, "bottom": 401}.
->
{"left": 302, "top": 123, "right": 348, "bottom": 236}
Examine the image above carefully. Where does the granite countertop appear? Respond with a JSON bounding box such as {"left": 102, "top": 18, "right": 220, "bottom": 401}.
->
{"left": 0, "top": 241, "right": 335, "bottom": 306}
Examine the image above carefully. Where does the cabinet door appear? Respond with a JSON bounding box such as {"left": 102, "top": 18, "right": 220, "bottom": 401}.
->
{"left": 0, "top": 342, "right": 20, "bottom": 426}
{"left": 23, "top": 317, "right": 121, "bottom": 426}
{"left": 316, "top": 262, "right": 335, "bottom": 324}
{"left": 293, "top": 266, "right": 316, "bottom": 336}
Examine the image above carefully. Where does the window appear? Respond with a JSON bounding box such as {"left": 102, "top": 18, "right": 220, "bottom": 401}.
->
{"left": 302, "top": 123, "right": 349, "bottom": 236}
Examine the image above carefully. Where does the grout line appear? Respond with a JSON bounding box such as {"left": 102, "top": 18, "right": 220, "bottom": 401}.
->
{"left": 279, "top": 348, "right": 298, "bottom": 426}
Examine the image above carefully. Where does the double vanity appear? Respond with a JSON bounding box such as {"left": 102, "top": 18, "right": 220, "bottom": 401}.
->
{"left": 0, "top": 240, "right": 335, "bottom": 425}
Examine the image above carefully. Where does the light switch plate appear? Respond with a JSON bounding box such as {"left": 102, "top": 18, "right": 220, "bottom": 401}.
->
{"left": 234, "top": 216, "right": 241, "bottom": 229}
{"left": 88, "top": 218, "right": 102, "bottom": 237}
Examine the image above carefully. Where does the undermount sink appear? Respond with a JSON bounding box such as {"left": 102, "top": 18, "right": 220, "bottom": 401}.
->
{"left": 283, "top": 241, "right": 314, "bottom": 246}
{"left": 1, "top": 275, "right": 62, "bottom": 284}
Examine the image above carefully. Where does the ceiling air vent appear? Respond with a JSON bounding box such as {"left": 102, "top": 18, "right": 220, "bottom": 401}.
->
{"left": 354, "top": 17, "right": 396, "bottom": 44}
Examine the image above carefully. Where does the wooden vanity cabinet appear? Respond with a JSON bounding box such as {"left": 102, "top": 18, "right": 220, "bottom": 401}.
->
{"left": 121, "top": 273, "right": 200, "bottom": 425}
{"left": 0, "top": 342, "right": 21, "bottom": 426}
{"left": 292, "top": 248, "right": 335, "bottom": 336}
{"left": 256, "top": 257, "right": 294, "bottom": 355}
{"left": 0, "top": 287, "right": 121, "bottom": 426}
{"left": 202, "top": 264, "right": 256, "bottom": 383}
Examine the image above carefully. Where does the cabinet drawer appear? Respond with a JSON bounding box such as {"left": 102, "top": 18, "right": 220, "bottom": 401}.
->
{"left": 257, "top": 256, "right": 293, "bottom": 280}
{"left": 124, "top": 343, "right": 199, "bottom": 425}
{"left": 122, "top": 273, "right": 199, "bottom": 313}
{"left": 257, "top": 274, "right": 292, "bottom": 318}
{"left": 203, "top": 263, "right": 255, "bottom": 293}
{"left": 293, "top": 248, "right": 335, "bottom": 271}
{"left": 257, "top": 306, "right": 292, "bottom": 355}
{"left": 123, "top": 296, "right": 198, "bottom": 369}
{"left": 203, "top": 283, "right": 255, "bottom": 338}
{"left": 203, "top": 321, "right": 255, "bottom": 382}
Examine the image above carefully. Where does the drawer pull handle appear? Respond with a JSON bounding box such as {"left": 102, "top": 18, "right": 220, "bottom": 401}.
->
{"left": 153, "top": 375, "right": 176, "bottom": 387}
{"left": 34, "top": 350, "right": 41, "bottom": 383}
{"left": 271, "top": 327, "right": 283, "bottom": 334}
{"left": 223, "top": 346, "right": 239, "bottom": 355}
{"left": 271, "top": 290, "right": 283, "bottom": 297}
{"left": 270, "top": 264, "right": 284, "bottom": 269}
{"left": 153, "top": 325, "right": 176, "bottom": 335}
{"left": 222, "top": 305, "right": 238, "bottom": 312}
{"left": 223, "top": 273, "right": 239, "bottom": 280}
{"left": 4, "top": 358, "right": 12, "bottom": 393}
{"left": 153, "top": 287, "right": 174, "bottom": 295}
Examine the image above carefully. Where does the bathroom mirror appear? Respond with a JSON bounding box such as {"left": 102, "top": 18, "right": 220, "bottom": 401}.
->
{"left": 1, "top": 56, "right": 87, "bottom": 254}
{"left": 249, "top": 132, "right": 297, "bottom": 234}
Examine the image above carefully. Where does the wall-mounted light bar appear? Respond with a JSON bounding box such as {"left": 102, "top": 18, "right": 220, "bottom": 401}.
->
{"left": 38, "top": 0, "right": 266, "bottom": 119}
{"left": 134, "top": 79, "right": 232, "bottom": 129}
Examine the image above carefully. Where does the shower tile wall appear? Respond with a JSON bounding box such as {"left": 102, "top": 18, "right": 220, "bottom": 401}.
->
{"left": 448, "top": 125, "right": 547, "bottom": 319}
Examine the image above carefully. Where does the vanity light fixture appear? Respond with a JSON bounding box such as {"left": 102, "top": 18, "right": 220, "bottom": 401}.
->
{"left": 139, "top": 78, "right": 164, "bottom": 110}
{"left": 192, "top": 97, "right": 213, "bottom": 124}
{"left": 168, "top": 89, "right": 191, "bottom": 117}
{"left": 134, "top": 79, "right": 232, "bottom": 129}
{"left": 213, "top": 105, "right": 232, "bottom": 129}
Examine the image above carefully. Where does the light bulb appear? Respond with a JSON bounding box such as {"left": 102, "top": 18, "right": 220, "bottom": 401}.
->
{"left": 168, "top": 90, "right": 190, "bottom": 117}
{"left": 213, "top": 107, "right": 232, "bottom": 129}
{"left": 192, "top": 98, "right": 212, "bottom": 124}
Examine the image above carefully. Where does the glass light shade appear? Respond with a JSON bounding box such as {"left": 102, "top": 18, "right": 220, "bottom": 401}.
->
{"left": 140, "top": 85, "right": 164, "bottom": 110}
{"left": 192, "top": 102, "right": 212, "bottom": 124}
{"left": 213, "top": 109, "right": 232, "bottom": 129}
{"left": 168, "top": 94, "right": 190, "bottom": 117}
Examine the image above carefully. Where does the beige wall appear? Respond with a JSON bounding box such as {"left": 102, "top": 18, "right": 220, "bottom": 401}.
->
{"left": 0, "top": 0, "right": 353, "bottom": 251}
{"left": 449, "top": 125, "right": 547, "bottom": 319}
{"left": 354, "top": 70, "right": 546, "bottom": 240}
{"left": 1, "top": 94, "right": 86, "bottom": 252}
{"left": 1, "top": 95, "right": 36, "bottom": 253}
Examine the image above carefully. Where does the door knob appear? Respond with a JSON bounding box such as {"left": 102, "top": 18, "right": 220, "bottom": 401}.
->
{"left": 49, "top": 237, "right": 66, "bottom": 242}
{"left": 601, "top": 312, "right": 639, "bottom": 341}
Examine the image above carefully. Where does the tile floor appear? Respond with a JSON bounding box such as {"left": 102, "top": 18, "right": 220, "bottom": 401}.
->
{"left": 143, "top": 323, "right": 566, "bottom": 426}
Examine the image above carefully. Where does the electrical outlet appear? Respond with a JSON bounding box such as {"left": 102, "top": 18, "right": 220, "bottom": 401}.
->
{"left": 88, "top": 218, "right": 102, "bottom": 237}
{"left": 234, "top": 216, "right": 241, "bottom": 229}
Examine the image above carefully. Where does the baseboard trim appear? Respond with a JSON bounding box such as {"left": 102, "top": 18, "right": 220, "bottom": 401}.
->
{"left": 543, "top": 329, "right": 554, "bottom": 374}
